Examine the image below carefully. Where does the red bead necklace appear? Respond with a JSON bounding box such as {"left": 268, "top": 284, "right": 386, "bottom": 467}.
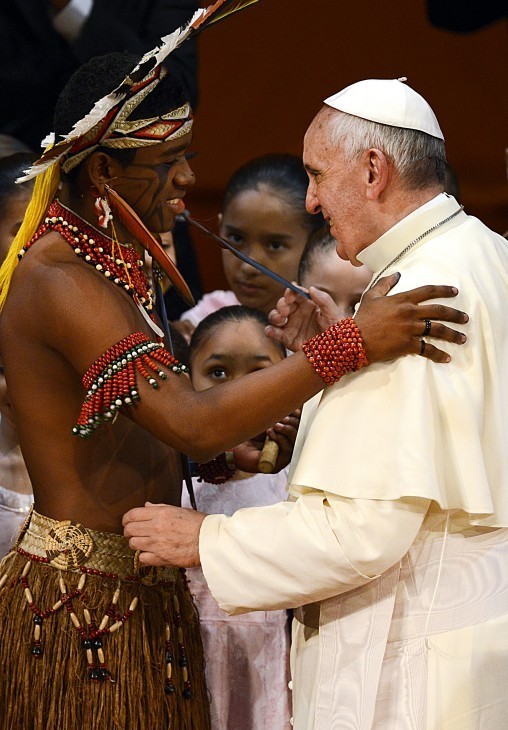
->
{"left": 19, "top": 199, "right": 155, "bottom": 319}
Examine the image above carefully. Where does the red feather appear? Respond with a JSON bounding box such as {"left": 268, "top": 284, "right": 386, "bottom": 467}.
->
{"left": 105, "top": 185, "right": 195, "bottom": 307}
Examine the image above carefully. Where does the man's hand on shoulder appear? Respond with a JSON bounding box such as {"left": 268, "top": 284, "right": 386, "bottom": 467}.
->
{"left": 123, "top": 503, "right": 206, "bottom": 567}
{"left": 356, "top": 274, "right": 469, "bottom": 364}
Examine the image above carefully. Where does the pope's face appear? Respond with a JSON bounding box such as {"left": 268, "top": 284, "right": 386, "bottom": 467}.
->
{"left": 111, "top": 130, "right": 195, "bottom": 233}
{"left": 303, "top": 110, "right": 369, "bottom": 265}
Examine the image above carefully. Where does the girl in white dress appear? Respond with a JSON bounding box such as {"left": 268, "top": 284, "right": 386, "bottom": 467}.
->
{"left": 182, "top": 305, "right": 298, "bottom": 730}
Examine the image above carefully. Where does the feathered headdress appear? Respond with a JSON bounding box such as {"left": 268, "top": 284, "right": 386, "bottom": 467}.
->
{"left": 0, "top": 0, "right": 259, "bottom": 310}
{"left": 20, "top": 0, "right": 258, "bottom": 182}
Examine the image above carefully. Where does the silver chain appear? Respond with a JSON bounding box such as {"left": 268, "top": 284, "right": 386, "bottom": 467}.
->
{"left": 368, "top": 206, "right": 464, "bottom": 290}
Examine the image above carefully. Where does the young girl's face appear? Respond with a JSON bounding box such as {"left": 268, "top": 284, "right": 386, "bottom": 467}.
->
{"left": 301, "top": 249, "right": 372, "bottom": 319}
{"left": 220, "top": 184, "right": 309, "bottom": 314}
{"left": 190, "top": 319, "right": 284, "bottom": 392}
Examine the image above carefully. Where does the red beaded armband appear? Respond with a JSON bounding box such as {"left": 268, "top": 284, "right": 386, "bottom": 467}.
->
{"left": 301, "top": 317, "right": 369, "bottom": 385}
{"left": 194, "top": 452, "right": 236, "bottom": 485}
{"left": 73, "top": 332, "right": 188, "bottom": 438}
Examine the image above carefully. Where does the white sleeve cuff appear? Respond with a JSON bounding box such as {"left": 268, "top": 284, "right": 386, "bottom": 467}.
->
{"left": 199, "top": 492, "right": 429, "bottom": 614}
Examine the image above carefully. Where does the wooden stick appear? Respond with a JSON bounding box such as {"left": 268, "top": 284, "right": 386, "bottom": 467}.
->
{"left": 258, "top": 435, "right": 279, "bottom": 474}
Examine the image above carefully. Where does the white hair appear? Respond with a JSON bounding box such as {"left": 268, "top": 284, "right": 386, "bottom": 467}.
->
{"left": 325, "top": 110, "right": 447, "bottom": 190}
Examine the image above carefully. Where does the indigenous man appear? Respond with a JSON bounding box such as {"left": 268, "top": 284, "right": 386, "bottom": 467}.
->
{"left": 0, "top": 0, "right": 469, "bottom": 715}
{"left": 124, "top": 78, "right": 508, "bottom": 729}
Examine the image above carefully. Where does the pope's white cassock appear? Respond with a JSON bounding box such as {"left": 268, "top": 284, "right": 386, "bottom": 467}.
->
{"left": 199, "top": 193, "right": 508, "bottom": 729}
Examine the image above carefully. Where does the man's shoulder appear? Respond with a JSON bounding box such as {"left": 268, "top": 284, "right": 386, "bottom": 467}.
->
{"left": 4, "top": 232, "right": 136, "bottom": 331}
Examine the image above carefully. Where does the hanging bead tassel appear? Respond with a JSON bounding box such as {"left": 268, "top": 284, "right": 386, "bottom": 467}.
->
{"left": 173, "top": 593, "right": 192, "bottom": 699}
{"left": 163, "top": 602, "right": 176, "bottom": 695}
{"left": 73, "top": 332, "right": 189, "bottom": 438}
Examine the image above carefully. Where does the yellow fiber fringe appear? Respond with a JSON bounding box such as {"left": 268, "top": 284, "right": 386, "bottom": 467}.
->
{"left": 0, "top": 552, "right": 211, "bottom": 730}
{"left": 0, "top": 161, "right": 60, "bottom": 311}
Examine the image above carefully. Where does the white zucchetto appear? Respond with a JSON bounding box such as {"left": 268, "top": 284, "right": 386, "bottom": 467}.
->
{"left": 324, "top": 78, "right": 444, "bottom": 140}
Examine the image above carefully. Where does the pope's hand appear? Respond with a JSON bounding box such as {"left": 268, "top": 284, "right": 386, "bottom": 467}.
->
{"left": 266, "top": 285, "right": 342, "bottom": 352}
{"left": 123, "top": 503, "right": 207, "bottom": 567}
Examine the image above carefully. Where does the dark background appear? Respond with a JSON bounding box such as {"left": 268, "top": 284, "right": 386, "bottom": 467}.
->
{"left": 187, "top": 0, "right": 507, "bottom": 292}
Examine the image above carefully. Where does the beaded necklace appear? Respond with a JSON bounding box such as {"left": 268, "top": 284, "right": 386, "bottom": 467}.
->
{"left": 19, "top": 199, "right": 158, "bottom": 329}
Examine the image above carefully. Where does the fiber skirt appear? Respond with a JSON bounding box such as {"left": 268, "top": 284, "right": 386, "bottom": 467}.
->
{"left": 0, "top": 509, "right": 210, "bottom": 729}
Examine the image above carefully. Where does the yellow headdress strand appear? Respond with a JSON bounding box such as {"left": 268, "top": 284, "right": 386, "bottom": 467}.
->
{"left": 0, "top": 0, "right": 259, "bottom": 311}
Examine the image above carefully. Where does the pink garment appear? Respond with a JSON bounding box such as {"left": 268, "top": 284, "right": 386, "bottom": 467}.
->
{"left": 179, "top": 290, "right": 240, "bottom": 328}
{"left": 182, "top": 471, "right": 292, "bottom": 730}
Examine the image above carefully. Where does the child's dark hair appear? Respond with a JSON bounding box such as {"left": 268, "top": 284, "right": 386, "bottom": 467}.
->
{"left": 223, "top": 154, "right": 325, "bottom": 239}
{"left": 0, "top": 153, "right": 36, "bottom": 217}
{"left": 189, "top": 305, "right": 286, "bottom": 365}
{"left": 298, "top": 225, "right": 336, "bottom": 283}
{"left": 55, "top": 52, "right": 189, "bottom": 178}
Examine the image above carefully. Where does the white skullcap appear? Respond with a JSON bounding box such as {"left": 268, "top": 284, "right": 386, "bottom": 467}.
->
{"left": 324, "top": 77, "right": 444, "bottom": 140}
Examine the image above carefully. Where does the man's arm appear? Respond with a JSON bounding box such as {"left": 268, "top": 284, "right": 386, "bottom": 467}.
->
{"left": 17, "top": 249, "right": 467, "bottom": 462}
{"left": 19, "top": 250, "right": 324, "bottom": 462}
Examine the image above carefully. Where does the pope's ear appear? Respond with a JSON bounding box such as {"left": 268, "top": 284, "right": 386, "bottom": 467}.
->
{"left": 365, "top": 148, "right": 389, "bottom": 200}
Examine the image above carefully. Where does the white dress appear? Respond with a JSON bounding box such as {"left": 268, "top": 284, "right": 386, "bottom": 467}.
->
{"left": 182, "top": 470, "right": 292, "bottom": 730}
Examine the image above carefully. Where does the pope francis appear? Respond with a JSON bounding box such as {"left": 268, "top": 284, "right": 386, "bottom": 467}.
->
{"left": 124, "top": 78, "right": 508, "bottom": 729}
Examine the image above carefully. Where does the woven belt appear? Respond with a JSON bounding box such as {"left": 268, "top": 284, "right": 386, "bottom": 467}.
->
{"left": 15, "top": 509, "right": 176, "bottom": 583}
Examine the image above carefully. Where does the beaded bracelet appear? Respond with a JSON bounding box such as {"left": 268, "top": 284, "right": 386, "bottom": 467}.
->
{"left": 301, "top": 317, "right": 369, "bottom": 385}
{"left": 74, "top": 332, "right": 188, "bottom": 438}
{"left": 194, "top": 452, "right": 236, "bottom": 485}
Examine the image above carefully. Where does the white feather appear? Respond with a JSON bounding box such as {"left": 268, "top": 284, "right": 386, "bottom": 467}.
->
{"left": 18, "top": 2, "right": 231, "bottom": 183}
{"left": 64, "top": 8, "right": 204, "bottom": 144}
{"left": 40, "top": 132, "right": 55, "bottom": 148}
{"left": 16, "top": 157, "right": 62, "bottom": 183}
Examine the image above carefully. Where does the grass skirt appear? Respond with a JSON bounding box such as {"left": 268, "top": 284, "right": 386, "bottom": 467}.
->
{"left": 0, "top": 510, "right": 211, "bottom": 729}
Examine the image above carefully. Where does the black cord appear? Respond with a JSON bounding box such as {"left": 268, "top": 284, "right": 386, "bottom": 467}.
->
{"left": 154, "top": 273, "right": 197, "bottom": 511}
